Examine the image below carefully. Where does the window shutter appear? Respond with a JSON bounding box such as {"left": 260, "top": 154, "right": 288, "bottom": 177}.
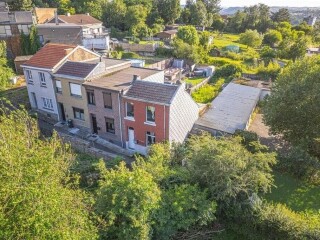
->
{"left": 70, "top": 83, "right": 82, "bottom": 96}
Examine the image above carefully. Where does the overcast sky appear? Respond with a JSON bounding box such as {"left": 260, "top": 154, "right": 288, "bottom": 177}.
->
{"left": 181, "top": 0, "right": 320, "bottom": 7}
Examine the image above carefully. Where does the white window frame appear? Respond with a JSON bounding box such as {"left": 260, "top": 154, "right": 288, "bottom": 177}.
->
{"left": 146, "top": 106, "right": 155, "bottom": 123}
{"left": 56, "top": 80, "right": 62, "bottom": 93}
{"left": 41, "top": 97, "right": 53, "bottom": 110}
{"left": 69, "top": 83, "right": 82, "bottom": 97}
{"left": 39, "top": 72, "right": 46, "bottom": 87}
{"left": 26, "top": 70, "right": 33, "bottom": 83}
{"left": 146, "top": 131, "right": 156, "bottom": 146}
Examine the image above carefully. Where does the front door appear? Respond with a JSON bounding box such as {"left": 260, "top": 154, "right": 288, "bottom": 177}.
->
{"left": 59, "top": 103, "right": 66, "bottom": 121}
{"left": 128, "top": 127, "right": 135, "bottom": 149}
{"left": 91, "top": 114, "right": 98, "bottom": 134}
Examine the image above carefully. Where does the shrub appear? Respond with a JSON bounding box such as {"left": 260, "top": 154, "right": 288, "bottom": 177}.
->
{"left": 191, "top": 78, "right": 224, "bottom": 103}
{"left": 122, "top": 52, "right": 140, "bottom": 59}
{"left": 224, "top": 51, "right": 242, "bottom": 60}
{"left": 156, "top": 47, "right": 174, "bottom": 57}
{"left": 214, "top": 64, "right": 243, "bottom": 79}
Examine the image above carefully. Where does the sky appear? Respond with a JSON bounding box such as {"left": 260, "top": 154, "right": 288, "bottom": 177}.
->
{"left": 181, "top": 0, "right": 320, "bottom": 8}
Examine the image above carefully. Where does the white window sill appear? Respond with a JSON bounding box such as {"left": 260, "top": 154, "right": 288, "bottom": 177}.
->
{"left": 124, "top": 117, "right": 135, "bottom": 121}
{"left": 144, "top": 121, "right": 156, "bottom": 126}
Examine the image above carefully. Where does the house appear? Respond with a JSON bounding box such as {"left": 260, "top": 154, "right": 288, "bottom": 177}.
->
{"left": 157, "top": 30, "right": 177, "bottom": 41}
{"left": 33, "top": 7, "right": 56, "bottom": 24}
{"left": 21, "top": 43, "right": 100, "bottom": 120}
{"left": 306, "top": 47, "right": 320, "bottom": 56}
{"left": 122, "top": 81, "right": 199, "bottom": 155}
{"left": 193, "top": 83, "right": 261, "bottom": 136}
{"left": 14, "top": 55, "right": 33, "bottom": 74}
{"left": 303, "top": 16, "right": 317, "bottom": 27}
{"left": 0, "top": 9, "right": 35, "bottom": 57}
{"left": 38, "top": 12, "right": 110, "bottom": 50}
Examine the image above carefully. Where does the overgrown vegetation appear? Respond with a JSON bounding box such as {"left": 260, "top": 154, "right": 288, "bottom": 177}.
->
{"left": 191, "top": 78, "right": 224, "bottom": 103}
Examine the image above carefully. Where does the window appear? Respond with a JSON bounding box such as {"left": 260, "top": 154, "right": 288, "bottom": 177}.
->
{"left": 105, "top": 118, "right": 115, "bottom": 134}
{"left": 87, "top": 91, "right": 95, "bottom": 105}
{"left": 39, "top": 72, "right": 46, "bottom": 87}
{"left": 41, "top": 97, "right": 53, "bottom": 110}
{"left": 126, "top": 102, "right": 134, "bottom": 118}
{"left": 26, "top": 70, "right": 33, "bottom": 83}
{"left": 73, "top": 107, "right": 85, "bottom": 120}
{"left": 146, "top": 131, "right": 155, "bottom": 146}
{"left": 103, "top": 92, "right": 112, "bottom": 109}
{"left": 56, "top": 80, "right": 62, "bottom": 93}
{"left": 146, "top": 106, "right": 155, "bottom": 123}
{"left": 70, "top": 83, "right": 82, "bottom": 97}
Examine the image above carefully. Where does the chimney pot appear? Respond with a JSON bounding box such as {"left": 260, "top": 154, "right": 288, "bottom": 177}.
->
{"left": 86, "top": 13, "right": 90, "bottom": 16}
{"left": 132, "top": 75, "right": 141, "bottom": 83}
{"left": 66, "top": 12, "right": 70, "bottom": 17}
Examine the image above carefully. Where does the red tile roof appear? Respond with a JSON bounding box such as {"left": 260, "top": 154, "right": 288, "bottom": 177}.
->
{"left": 24, "top": 43, "right": 76, "bottom": 69}
{"left": 58, "top": 14, "right": 102, "bottom": 25}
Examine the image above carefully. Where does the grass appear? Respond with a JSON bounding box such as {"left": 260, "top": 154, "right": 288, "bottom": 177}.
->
{"left": 265, "top": 171, "right": 320, "bottom": 213}
{"left": 185, "top": 76, "right": 207, "bottom": 86}
{"left": 129, "top": 40, "right": 161, "bottom": 45}
{"left": 0, "top": 86, "right": 30, "bottom": 109}
{"left": 212, "top": 33, "right": 252, "bottom": 52}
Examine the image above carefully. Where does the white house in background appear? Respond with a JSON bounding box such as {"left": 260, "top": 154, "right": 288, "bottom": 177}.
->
{"left": 21, "top": 43, "right": 100, "bottom": 120}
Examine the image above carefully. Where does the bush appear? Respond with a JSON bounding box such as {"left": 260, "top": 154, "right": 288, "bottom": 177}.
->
{"left": 214, "top": 64, "right": 243, "bottom": 79}
{"left": 156, "top": 47, "right": 173, "bottom": 57}
{"left": 277, "top": 146, "right": 320, "bottom": 184}
{"left": 234, "top": 130, "right": 268, "bottom": 153}
{"left": 122, "top": 52, "right": 140, "bottom": 59}
{"left": 191, "top": 78, "right": 224, "bottom": 103}
{"left": 224, "top": 51, "right": 242, "bottom": 60}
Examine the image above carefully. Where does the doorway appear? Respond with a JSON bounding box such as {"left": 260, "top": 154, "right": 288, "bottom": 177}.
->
{"left": 59, "top": 102, "right": 66, "bottom": 121}
{"left": 31, "top": 92, "right": 37, "bottom": 108}
{"left": 91, "top": 114, "right": 98, "bottom": 134}
{"left": 128, "top": 127, "right": 135, "bottom": 149}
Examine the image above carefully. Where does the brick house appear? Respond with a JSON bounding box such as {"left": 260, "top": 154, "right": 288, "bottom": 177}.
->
{"left": 122, "top": 81, "right": 199, "bottom": 155}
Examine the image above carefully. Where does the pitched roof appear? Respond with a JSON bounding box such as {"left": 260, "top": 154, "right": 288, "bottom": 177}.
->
{"left": 55, "top": 61, "right": 98, "bottom": 79}
{"left": 14, "top": 11, "right": 33, "bottom": 23}
{"left": 124, "top": 81, "right": 178, "bottom": 105}
{"left": 58, "top": 14, "right": 101, "bottom": 25}
{"left": 34, "top": 7, "right": 56, "bottom": 24}
{"left": 23, "top": 43, "right": 76, "bottom": 69}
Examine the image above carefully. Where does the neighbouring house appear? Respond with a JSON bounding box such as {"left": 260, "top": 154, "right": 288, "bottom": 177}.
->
{"left": 122, "top": 81, "right": 199, "bottom": 155}
{"left": 303, "top": 16, "right": 317, "bottom": 27}
{"left": 157, "top": 30, "right": 177, "bottom": 41}
{"left": 306, "top": 47, "right": 320, "bottom": 56}
{"left": 38, "top": 12, "right": 110, "bottom": 50}
{"left": 14, "top": 55, "right": 33, "bottom": 74}
{"left": 82, "top": 66, "right": 164, "bottom": 147}
{"left": 33, "top": 7, "right": 56, "bottom": 24}
{"left": 193, "top": 83, "right": 261, "bottom": 136}
{"left": 21, "top": 43, "right": 100, "bottom": 120}
{"left": 0, "top": 9, "right": 35, "bottom": 57}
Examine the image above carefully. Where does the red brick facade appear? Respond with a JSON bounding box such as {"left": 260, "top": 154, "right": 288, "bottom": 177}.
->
{"left": 122, "top": 99, "right": 170, "bottom": 147}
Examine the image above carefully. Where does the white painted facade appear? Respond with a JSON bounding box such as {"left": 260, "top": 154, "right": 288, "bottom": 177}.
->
{"left": 24, "top": 68, "right": 59, "bottom": 119}
{"left": 169, "top": 84, "right": 199, "bottom": 143}
{"left": 83, "top": 35, "right": 110, "bottom": 50}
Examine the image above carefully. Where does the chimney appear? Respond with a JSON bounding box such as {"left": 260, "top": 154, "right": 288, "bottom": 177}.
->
{"left": 66, "top": 12, "right": 71, "bottom": 17}
{"left": 132, "top": 75, "right": 141, "bottom": 83}
{"left": 54, "top": 10, "right": 58, "bottom": 25}
{"left": 86, "top": 13, "right": 90, "bottom": 16}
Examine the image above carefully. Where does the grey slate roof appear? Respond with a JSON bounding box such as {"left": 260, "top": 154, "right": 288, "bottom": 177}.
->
{"left": 195, "top": 83, "right": 261, "bottom": 134}
{"left": 0, "top": 11, "right": 33, "bottom": 24}
{"left": 55, "top": 61, "right": 98, "bottom": 79}
{"left": 124, "top": 80, "right": 178, "bottom": 105}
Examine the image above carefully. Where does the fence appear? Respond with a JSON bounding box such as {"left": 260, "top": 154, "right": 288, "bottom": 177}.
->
{"left": 188, "top": 76, "right": 211, "bottom": 94}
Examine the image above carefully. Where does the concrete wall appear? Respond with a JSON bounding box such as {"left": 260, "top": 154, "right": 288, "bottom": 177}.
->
{"left": 55, "top": 77, "right": 91, "bottom": 130}
{"left": 83, "top": 36, "right": 110, "bottom": 50}
{"left": 169, "top": 85, "right": 199, "bottom": 143}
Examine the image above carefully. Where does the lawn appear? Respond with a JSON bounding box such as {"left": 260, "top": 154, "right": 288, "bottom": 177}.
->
{"left": 185, "top": 76, "right": 207, "bottom": 86}
{"left": 212, "top": 33, "right": 252, "bottom": 52}
{"left": 265, "top": 171, "right": 320, "bottom": 213}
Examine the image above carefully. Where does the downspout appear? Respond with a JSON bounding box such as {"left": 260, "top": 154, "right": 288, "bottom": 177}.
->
{"left": 164, "top": 105, "right": 166, "bottom": 141}
{"left": 118, "top": 92, "right": 124, "bottom": 147}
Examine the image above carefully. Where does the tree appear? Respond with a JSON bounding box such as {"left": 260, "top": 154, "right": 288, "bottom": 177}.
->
{"left": 189, "top": 1, "right": 213, "bottom": 28}
{"left": 263, "top": 56, "right": 320, "bottom": 149}
{"left": 239, "top": 29, "right": 263, "bottom": 48}
{"left": 173, "top": 39, "right": 200, "bottom": 64}
{"left": 96, "top": 161, "right": 161, "bottom": 239}
{"left": 199, "top": 0, "right": 221, "bottom": 14}
{"left": 226, "top": 10, "right": 246, "bottom": 33}
{"left": 263, "top": 29, "right": 283, "bottom": 47}
{"left": 83, "top": 0, "right": 104, "bottom": 19}
{"left": 271, "top": 8, "right": 291, "bottom": 23}
{"left": 8, "top": 0, "right": 32, "bottom": 11}
{"left": 177, "top": 25, "right": 199, "bottom": 45}
{"left": 0, "top": 108, "right": 98, "bottom": 239}
{"left": 260, "top": 46, "right": 277, "bottom": 63}
{"left": 29, "top": 25, "right": 41, "bottom": 54}
{"left": 103, "top": 0, "right": 127, "bottom": 30}
{"left": 287, "top": 36, "right": 308, "bottom": 61}
{"left": 185, "top": 133, "right": 276, "bottom": 204}
{"left": 155, "top": 0, "right": 181, "bottom": 25}
{"left": 58, "top": 0, "right": 75, "bottom": 14}
{"left": 152, "top": 184, "right": 217, "bottom": 240}
{"left": 124, "top": 5, "right": 148, "bottom": 31}
{"left": 211, "top": 14, "right": 226, "bottom": 31}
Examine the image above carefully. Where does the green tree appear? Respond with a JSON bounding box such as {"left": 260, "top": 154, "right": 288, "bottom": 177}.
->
{"left": 125, "top": 5, "right": 148, "bottom": 31}
{"left": 8, "top": 0, "right": 32, "bottom": 11}
{"left": 211, "top": 14, "right": 226, "bottom": 31}
{"left": 271, "top": 8, "right": 291, "bottom": 23}
{"left": 84, "top": 0, "right": 104, "bottom": 19}
{"left": 103, "top": 0, "right": 127, "bottom": 30}
{"left": 186, "top": 133, "right": 276, "bottom": 203}
{"left": 155, "top": 0, "right": 181, "bottom": 25}
{"left": 189, "top": 0, "right": 213, "bottom": 27}
{"left": 0, "top": 108, "right": 98, "bottom": 239}
{"left": 287, "top": 36, "right": 308, "bottom": 61}
{"left": 29, "top": 25, "right": 41, "bottom": 54}
{"left": 58, "top": 0, "right": 75, "bottom": 14}
{"left": 199, "top": 0, "right": 221, "bottom": 14}
{"left": 239, "top": 29, "right": 263, "bottom": 48}
{"left": 96, "top": 161, "right": 161, "bottom": 239}
{"left": 226, "top": 10, "right": 246, "bottom": 33}
{"left": 260, "top": 46, "right": 277, "bottom": 63}
{"left": 173, "top": 39, "right": 200, "bottom": 64}
{"left": 263, "top": 29, "right": 283, "bottom": 47}
{"left": 263, "top": 56, "right": 320, "bottom": 149}
{"left": 152, "top": 184, "right": 217, "bottom": 240}
{"left": 176, "top": 25, "right": 199, "bottom": 45}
